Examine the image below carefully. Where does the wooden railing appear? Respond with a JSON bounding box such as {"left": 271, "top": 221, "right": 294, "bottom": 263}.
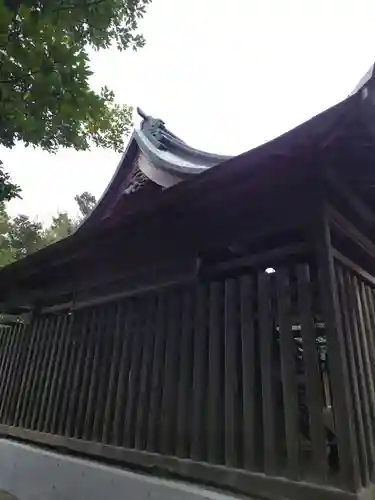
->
{"left": 334, "top": 254, "right": 375, "bottom": 489}
{"left": 0, "top": 259, "right": 369, "bottom": 500}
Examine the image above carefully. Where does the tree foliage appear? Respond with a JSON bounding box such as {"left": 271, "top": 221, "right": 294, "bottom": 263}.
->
{"left": 0, "top": 160, "right": 21, "bottom": 202}
{"left": 0, "top": 190, "right": 97, "bottom": 266}
{"left": 74, "top": 191, "right": 97, "bottom": 218}
{"left": 0, "top": 0, "right": 150, "bottom": 153}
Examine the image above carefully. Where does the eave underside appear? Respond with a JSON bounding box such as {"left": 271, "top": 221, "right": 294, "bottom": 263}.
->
{"left": 2, "top": 88, "right": 375, "bottom": 309}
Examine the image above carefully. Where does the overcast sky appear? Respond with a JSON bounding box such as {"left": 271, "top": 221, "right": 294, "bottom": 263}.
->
{"left": 2, "top": 0, "right": 375, "bottom": 223}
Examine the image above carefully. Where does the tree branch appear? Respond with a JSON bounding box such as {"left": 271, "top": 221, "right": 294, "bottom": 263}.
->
{"left": 51, "top": 0, "right": 108, "bottom": 13}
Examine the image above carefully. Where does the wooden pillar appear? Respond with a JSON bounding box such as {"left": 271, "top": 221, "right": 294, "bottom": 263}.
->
{"left": 315, "top": 211, "right": 361, "bottom": 492}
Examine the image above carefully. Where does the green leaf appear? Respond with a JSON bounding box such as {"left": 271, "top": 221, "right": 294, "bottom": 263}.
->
{"left": 0, "top": 0, "right": 149, "bottom": 154}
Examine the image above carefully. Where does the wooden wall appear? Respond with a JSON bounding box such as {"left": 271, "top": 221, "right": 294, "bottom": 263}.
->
{"left": 0, "top": 251, "right": 361, "bottom": 500}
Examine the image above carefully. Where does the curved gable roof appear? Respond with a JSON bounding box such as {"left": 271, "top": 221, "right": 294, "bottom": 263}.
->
{"left": 79, "top": 108, "right": 232, "bottom": 230}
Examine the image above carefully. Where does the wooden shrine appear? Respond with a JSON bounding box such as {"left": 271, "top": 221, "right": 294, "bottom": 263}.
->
{"left": 0, "top": 66, "right": 375, "bottom": 500}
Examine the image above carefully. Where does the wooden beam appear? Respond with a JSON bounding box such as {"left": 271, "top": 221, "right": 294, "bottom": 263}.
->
{"left": 323, "top": 167, "right": 375, "bottom": 225}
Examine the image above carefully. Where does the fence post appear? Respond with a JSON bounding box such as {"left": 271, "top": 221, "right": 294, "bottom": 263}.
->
{"left": 315, "top": 212, "right": 361, "bottom": 492}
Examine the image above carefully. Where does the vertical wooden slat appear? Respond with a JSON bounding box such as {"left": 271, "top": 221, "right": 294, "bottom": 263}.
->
{"left": 362, "top": 284, "right": 375, "bottom": 385}
{"left": 175, "top": 289, "right": 194, "bottom": 458}
{"left": 336, "top": 265, "right": 369, "bottom": 485}
{"left": 0, "top": 329, "right": 8, "bottom": 381}
{"left": 82, "top": 307, "right": 105, "bottom": 441}
{"left": 0, "top": 327, "right": 13, "bottom": 405}
{"left": 57, "top": 312, "right": 80, "bottom": 435}
{"left": 224, "top": 277, "right": 241, "bottom": 468}
{"left": 0, "top": 323, "right": 21, "bottom": 421}
{"left": 0, "top": 323, "right": 19, "bottom": 400}
{"left": 19, "top": 316, "right": 45, "bottom": 428}
{"left": 30, "top": 316, "right": 56, "bottom": 429}
{"left": 160, "top": 291, "right": 181, "bottom": 456}
{"left": 37, "top": 314, "right": 64, "bottom": 431}
{"left": 8, "top": 322, "right": 30, "bottom": 425}
{"left": 316, "top": 218, "right": 360, "bottom": 491}
{"left": 73, "top": 309, "right": 98, "bottom": 438}
{"left": 207, "top": 281, "right": 224, "bottom": 464}
{"left": 0, "top": 322, "right": 24, "bottom": 423}
{"left": 13, "top": 316, "right": 37, "bottom": 426}
{"left": 0, "top": 327, "right": 11, "bottom": 389}
{"left": 240, "top": 274, "right": 257, "bottom": 470}
{"left": 27, "top": 316, "right": 51, "bottom": 429}
{"left": 134, "top": 296, "right": 157, "bottom": 450}
{"left": 345, "top": 271, "right": 375, "bottom": 476}
{"left": 65, "top": 309, "right": 91, "bottom": 437}
{"left": 355, "top": 278, "right": 375, "bottom": 434}
{"left": 123, "top": 299, "right": 144, "bottom": 448}
{"left": 277, "top": 268, "right": 300, "bottom": 479}
{"left": 92, "top": 304, "right": 117, "bottom": 442}
{"left": 258, "top": 271, "right": 277, "bottom": 475}
{"left": 190, "top": 285, "right": 208, "bottom": 461}
{"left": 48, "top": 313, "right": 73, "bottom": 434}
{"left": 102, "top": 302, "right": 124, "bottom": 444}
{"left": 146, "top": 293, "right": 167, "bottom": 452}
{"left": 349, "top": 274, "right": 375, "bottom": 476}
{"left": 112, "top": 300, "right": 135, "bottom": 446}
{"left": 296, "top": 264, "right": 327, "bottom": 480}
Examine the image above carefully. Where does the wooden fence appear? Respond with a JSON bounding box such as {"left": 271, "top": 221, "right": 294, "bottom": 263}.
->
{"left": 0, "top": 257, "right": 373, "bottom": 500}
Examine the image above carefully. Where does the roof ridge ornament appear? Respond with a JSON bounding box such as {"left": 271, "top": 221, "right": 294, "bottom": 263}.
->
{"left": 137, "top": 107, "right": 167, "bottom": 149}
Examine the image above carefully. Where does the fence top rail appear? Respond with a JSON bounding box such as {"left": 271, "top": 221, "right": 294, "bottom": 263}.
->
{"left": 332, "top": 249, "right": 375, "bottom": 288}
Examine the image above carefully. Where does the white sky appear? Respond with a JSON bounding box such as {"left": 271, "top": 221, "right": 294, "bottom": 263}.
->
{"left": 2, "top": 0, "right": 375, "bottom": 224}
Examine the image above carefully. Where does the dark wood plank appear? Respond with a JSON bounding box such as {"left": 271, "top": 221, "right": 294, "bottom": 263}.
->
{"left": 13, "top": 317, "right": 38, "bottom": 426}
{"left": 57, "top": 312, "right": 80, "bottom": 435}
{"left": 207, "top": 281, "right": 224, "bottom": 464}
{"left": 336, "top": 265, "right": 369, "bottom": 485}
{"left": 356, "top": 279, "right": 375, "bottom": 424}
{"left": 134, "top": 296, "right": 157, "bottom": 450}
{"left": 73, "top": 308, "right": 99, "bottom": 439}
{"left": 49, "top": 313, "right": 74, "bottom": 434}
{"left": 160, "top": 291, "right": 181, "bottom": 455}
{"left": 175, "top": 289, "right": 194, "bottom": 458}
{"left": 190, "top": 285, "right": 208, "bottom": 461}
{"left": 64, "top": 309, "right": 91, "bottom": 437}
{"left": 224, "top": 277, "right": 241, "bottom": 468}
{"left": 323, "top": 167, "right": 375, "bottom": 224}
{"left": 123, "top": 298, "right": 144, "bottom": 448}
{"left": 82, "top": 307, "right": 106, "bottom": 441}
{"left": 258, "top": 271, "right": 277, "bottom": 475}
{"left": 332, "top": 249, "right": 375, "bottom": 289}
{"left": 363, "top": 285, "right": 375, "bottom": 385}
{"left": 0, "top": 327, "right": 13, "bottom": 402}
{"left": 208, "top": 244, "right": 308, "bottom": 275}
{"left": 0, "top": 323, "right": 20, "bottom": 421}
{"left": 101, "top": 302, "right": 124, "bottom": 444}
{"left": 111, "top": 299, "right": 135, "bottom": 446}
{"left": 146, "top": 292, "right": 167, "bottom": 452}
{"left": 344, "top": 271, "right": 375, "bottom": 477}
{"left": 349, "top": 274, "right": 375, "bottom": 477}
{"left": 92, "top": 303, "right": 118, "bottom": 442}
{"left": 240, "top": 274, "right": 257, "bottom": 470}
{"left": 0, "top": 327, "right": 11, "bottom": 386}
{"left": 18, "top": 316, "right": 45, "bottom": 428}
{"left": 0, "top": 328, "right": 8, "bottom": 380}
{"left": 316, "top": 217, "right": 360, "bottom": 491}
{"left": 0, "top": 322, "right": 24, "bottom": 423}
{"left": 37, "top": 314, "right": 65, "bottom": 432}
{"left": 276, "top": 268, "right": 300, "bottom": 479}
{"left": 296, "top": 264, "right": 327, "bottom": 480}
{"left": 30, "top": 316, "right": 56, "bottom": 430}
